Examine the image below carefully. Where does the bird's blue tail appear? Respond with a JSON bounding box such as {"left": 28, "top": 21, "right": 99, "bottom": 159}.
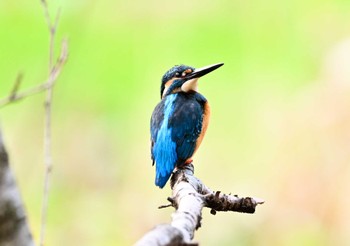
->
{"left": 155, "top": 170, "right": 172, "bottom": 188}
{"left": 154, "top": 141, "right": 177, "bottom": 188}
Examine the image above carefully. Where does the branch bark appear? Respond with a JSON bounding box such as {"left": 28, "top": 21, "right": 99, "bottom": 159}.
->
{"left": 0, "top": 130, "right": 35, "bottom": 246}
{"left": 135, "top": 164, "right": 264, "bottom": 246}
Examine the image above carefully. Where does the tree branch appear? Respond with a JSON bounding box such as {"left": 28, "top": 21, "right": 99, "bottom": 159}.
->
{"left": 0, "top": 130, "right": 35, "bottom": 246}
{"left": 135, "top": 164, "right": 264, "bottom": 246}
{"left": 0, "top": 39, "right": 68, "bottom": 109}
{"left": 39, "top": 1, "right": 64, "bottom": 246}
{"left": 8, "top": 73, "right": 24, "bottom": 101}
{"left": 0, "top": 2, "right": 68, "bottom": 246}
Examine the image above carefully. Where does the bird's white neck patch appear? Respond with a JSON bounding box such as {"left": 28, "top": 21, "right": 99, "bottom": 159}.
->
{"left": 181, "top": 78, "right": 198, "bottom": 93}
{"left": 162, "top": 78, "right": 199, "bottom": 99}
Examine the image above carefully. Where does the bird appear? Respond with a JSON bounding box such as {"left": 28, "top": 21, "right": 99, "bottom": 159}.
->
{"left": 150, "top": 62, "right": 224, "bottom": 188}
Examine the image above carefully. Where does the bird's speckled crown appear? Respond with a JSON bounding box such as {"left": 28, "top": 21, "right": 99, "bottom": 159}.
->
{"left": 160, "top": 65, "right": 195, "bottom": 98}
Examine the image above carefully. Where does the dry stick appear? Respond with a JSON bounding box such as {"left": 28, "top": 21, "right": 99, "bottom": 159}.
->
{"left": 0, "top": 38, "right": 67, "bottom": 246}
{"left": 0, "top": 44, "right": 67, "bottom": 109}
{"left": 135, "top": 164, "right": 264, "bottom": 245}
{"left": 39, "top": 1, "right": 63, "bottom": 246}
{"left": 39, "top": 39, "right": 67, "bottom": 246}
{"left": 9, "top": 73, "right": 23, "bottom": 100}
{"left": 0, "top": 2, "right": 67, "bottom": 245}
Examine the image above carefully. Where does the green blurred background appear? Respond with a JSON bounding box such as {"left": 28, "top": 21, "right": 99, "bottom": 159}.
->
{"left": 1, "top": 0, "right": 350, "bottom": 245}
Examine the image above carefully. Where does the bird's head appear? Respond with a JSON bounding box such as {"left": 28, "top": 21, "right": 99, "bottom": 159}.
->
{"left": 160, "top": 63, "right": 224, "bottom": 98}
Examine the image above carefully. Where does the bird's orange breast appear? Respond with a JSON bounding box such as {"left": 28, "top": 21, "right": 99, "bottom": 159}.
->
{"left": 192, "top": 101, "right": 210, "bottom": 157}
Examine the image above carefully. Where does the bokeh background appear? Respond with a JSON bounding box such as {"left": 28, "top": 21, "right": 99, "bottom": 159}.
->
{"left": 1, "top": 0, "right": 350, "bottom": 245}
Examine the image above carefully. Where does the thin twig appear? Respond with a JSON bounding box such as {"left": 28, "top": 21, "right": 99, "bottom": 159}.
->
{"left": 39, "top": 1, "right": 63, "bottom": 246}
{"left": 41, "top": 93, "right": 52, "bottom": 246}
{"left": 0, "top": 83, "right": 49, "bottom": 109}
{"left": 0, "top": 40, "right": 68, "bottom": 109}
{"left": 9, "top": 73, "right": 23, "bottom": 100}
{"left": 40, "top": 0, "right": 51, "bottom": 32}
{"left": 0, "top": 1, "right": 68, "bottom": 245}
{"left": 48, "top": 8, "right": 61, "bottom": 70}
{"left": 158, "top": 204, "right": 173, "bottom": 209}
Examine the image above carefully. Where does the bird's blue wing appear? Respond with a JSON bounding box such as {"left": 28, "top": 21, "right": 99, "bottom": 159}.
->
{"left": 150, "top": 93, "right": 206, "bottom": 188}
{"left": 150, "top": 100, "right": 165, "bottom": 164}
{"left": 150, "top": 94, "right": 178, "bottom": 188}
{"left": 169, "top": 93, "right": 204, "bottom": 163}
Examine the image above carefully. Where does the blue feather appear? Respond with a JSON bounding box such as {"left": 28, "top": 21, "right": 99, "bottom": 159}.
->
{"left": 150, "top": 92, "right": 207, "bottom": 188}
{"left": 169, "top": 93, "right": 204, "bottom": 162}
{"left": 152, "top": 94, "right": 178, "bottom": 188}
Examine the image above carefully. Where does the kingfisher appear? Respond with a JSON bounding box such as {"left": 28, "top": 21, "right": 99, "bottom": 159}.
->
{"left": 150, "top": 62, "right": 224, "bottom": 188}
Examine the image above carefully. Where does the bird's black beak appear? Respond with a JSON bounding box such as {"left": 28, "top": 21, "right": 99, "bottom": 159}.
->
{"left": 184, "top": 63, "right": 224, "bottom": 80}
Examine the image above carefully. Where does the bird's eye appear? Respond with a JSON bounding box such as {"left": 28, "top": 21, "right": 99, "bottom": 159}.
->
{"left": 182, "top": 69, "right": 193, "bottom": 77}
{"left": 175, "top": 72, "right": 180, "bottom": 77}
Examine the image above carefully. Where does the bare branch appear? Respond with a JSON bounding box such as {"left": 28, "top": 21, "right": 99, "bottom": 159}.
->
{"left": 39, "top": 1, "right": 64, "bottom": 245}
{"left": 0, "top": 39, "right": 68, "bottom": 109}
{"left": 204, "top": 191, "right": 264, "bottom": 214}
{"left": 0, "top": 2, "right": 68, "bottom": 246}
{"left": 48, "top": 9, "right": 61, "bottom": 70}
{"left": 0, "top": 84, "right": 49, "bottom": 109}
{"left": 158, "top": 204, "right": 172, "bottom": 209}
{"left": 9, "top": 73, "right": 23, "bottom": 101}
{"left": 135, "top": 164, "right": 264, "bottom": 246}
{"left": 40, "top": 0, "right": 51, "bottom": 33}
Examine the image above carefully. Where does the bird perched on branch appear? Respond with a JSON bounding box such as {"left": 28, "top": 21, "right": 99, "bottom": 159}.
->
{"left": 150, "top": 63, "right": 224, "bottom": 188}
